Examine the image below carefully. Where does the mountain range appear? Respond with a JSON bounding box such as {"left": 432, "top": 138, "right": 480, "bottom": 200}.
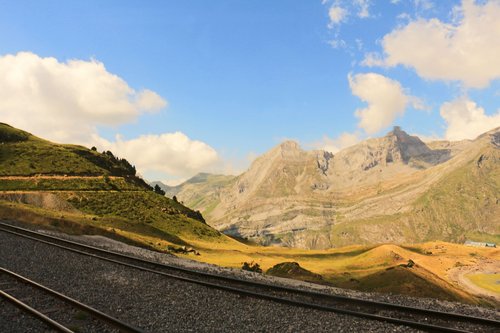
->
{"left": 156, "top": 126, "right": 500, "bottom": 249}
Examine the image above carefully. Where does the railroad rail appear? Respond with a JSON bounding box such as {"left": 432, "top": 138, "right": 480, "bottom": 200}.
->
{"left": 1, "top": 221, "right": 499, "bottom": 333}
{"left": 0, "top": 266, "right": 145, "bottom": 333}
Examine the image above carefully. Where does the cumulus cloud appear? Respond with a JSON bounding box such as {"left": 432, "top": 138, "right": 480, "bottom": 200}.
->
{"left": 440, "top": 98, "right": 500, "bottom": 140}
{"left": 348, "top": 73, "right": 424, "bottom": 134}
{"left": 311, "top": 131, "right": 361, "bottom": 153}
{"left": 364, "top": 0, "right": 500, "bottom": 88}
{"left": 0, "top": 51, "right": 219, "bottom": 180}
{"left": 0, "top": 51, "right": 166, "bottom": 143}
{"left": 134, "top": 90, "right": 168, "bottom": 111}
{"left": 95, "top": 133, "right": 219, "bottom": 178}
{"left": 328, "top": 6, "right": 348, "bottom": 27}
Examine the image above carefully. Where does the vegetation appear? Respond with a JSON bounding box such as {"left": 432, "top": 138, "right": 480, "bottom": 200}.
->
{"left": 0, "top": 177, "right": 145, "bottom": 191}
{"left": 409, "top": 147, "right": 500, "bottom": 242}
{"left": 1, "top": 123, "right": 497, "bottom": 306}
{"left": 266, "top": 262, "right": 323, "bottom": 283}
{"left": 154, "top": 184, "right": 166, "bottom": 195}
{"left": 0, "top": 123, "right": 218, "bottom": 247}
{"left": 0, "top": 123, "right": 139, "bottom": 177}
{"left": 242, "top": 261, "right": 262, "bottom": 273}
{"left": 466, "top": 273, "right": 500, "bottom": 294}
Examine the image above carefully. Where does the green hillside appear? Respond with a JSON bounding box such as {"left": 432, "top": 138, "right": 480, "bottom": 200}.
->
{"left": 0, "top": 123, "right": 138, "bottom": 177}
{"left": 408, "top": 145, "right": 500, "bottom": 242}
{"left": 329, "top": 145, "right": 500, "bottom": 246}
{"left": 0, "top": 123, "right": 234, "bottom": 250}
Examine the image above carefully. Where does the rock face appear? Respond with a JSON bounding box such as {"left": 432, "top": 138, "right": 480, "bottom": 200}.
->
{"left": 175, "top": 127, "right": 500, "bottom": 249}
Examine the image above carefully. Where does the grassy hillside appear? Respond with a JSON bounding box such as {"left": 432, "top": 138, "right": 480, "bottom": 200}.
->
{"left": 172, "top": 173, "right": 236, "bottom": 215}
{"left": 327, "top": 146, "right": 499, "bottom": 247}
{"left": 1, "top": 123, "right": 497, "bottom": 305}
{"left": 0, "top": 123, "right": 138, "bottom": 177}
{"left": 0, "top": 123, "right": 233, "bottom": 248}
{"left": 408, "top": 146, "right": 500, "bottom": 242}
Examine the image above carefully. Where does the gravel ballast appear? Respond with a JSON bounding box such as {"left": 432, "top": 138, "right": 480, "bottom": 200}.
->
{"left": 1, "top": 220, "right": 498, "bottom": 332}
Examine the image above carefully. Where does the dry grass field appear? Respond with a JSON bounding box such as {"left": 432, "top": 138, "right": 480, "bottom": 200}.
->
{"left": 2, "top": 199, "right": 498, "bottom": 307}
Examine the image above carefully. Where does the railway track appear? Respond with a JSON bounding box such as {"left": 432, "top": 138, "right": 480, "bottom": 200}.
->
{"left": 1, "top": 221, "right": 499, "bottom": 333}
{"left": 0, "top": 266, "right": 145, "bottom": 333}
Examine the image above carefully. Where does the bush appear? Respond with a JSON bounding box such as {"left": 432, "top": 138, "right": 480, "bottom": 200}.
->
{"left": 154, "top": 184, "right": 166, "bottom": 196}
{"left": 242, "top": 261, "right": 262, "bottom": 273}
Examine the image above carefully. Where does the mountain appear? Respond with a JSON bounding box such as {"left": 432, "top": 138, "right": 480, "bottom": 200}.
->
{"left": 151, "top": 173, "right": 235, "bottom": 199}
{"left": 0, "top": 123, "right": 236, "bottom": 249}
{"left": 150, "top": 181, "right": 180, "bottom": 197}
{"left": 175, "top": 126, "right": 500, "bottom": 249}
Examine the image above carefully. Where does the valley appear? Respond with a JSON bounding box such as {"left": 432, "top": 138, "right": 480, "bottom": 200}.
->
{"left": 1, "top": 122, "right": 498, "bottom": 307}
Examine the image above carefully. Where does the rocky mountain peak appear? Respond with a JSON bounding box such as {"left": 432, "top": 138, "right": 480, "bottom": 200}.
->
{"left": 279, "top": 140, "right": 301, "bottom": 151}
{"left": 384, "top": 126, "right": 435, "bottom": 163}
{"left": 269, "top": 140, "right": 303, "bottom": 160}
{"left": 386, "top": 126, "right": 415, "bottom": 143}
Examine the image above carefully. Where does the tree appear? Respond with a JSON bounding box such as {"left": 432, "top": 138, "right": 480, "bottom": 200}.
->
{"left": 154, "top": 184, "right": 165, "bottom": 196}
{"left": 172, "top": 195, "right": 178, "bottom": 203}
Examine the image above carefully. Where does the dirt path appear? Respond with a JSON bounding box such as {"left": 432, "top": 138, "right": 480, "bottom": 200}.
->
{"left": 448, "top": 259, "right": 500, "bottom": 303}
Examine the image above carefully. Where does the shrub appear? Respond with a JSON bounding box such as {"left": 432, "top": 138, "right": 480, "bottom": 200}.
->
{"left": 242, "top": 261, "right": 262, "bottom": 273}
{"left": 154, "top": 184, "right": 166, "bottom": 196}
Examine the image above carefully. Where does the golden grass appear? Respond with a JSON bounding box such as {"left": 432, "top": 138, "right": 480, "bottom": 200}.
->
{"left": 2, "top": 199, "right": 498, "bottom": 305}
{"left": 466, "top": 273, "right": 500, "bottom": 294}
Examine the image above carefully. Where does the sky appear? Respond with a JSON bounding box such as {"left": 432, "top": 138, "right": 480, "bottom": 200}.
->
{"left": 0, "top": 0, "right": 499, "bottom": 184}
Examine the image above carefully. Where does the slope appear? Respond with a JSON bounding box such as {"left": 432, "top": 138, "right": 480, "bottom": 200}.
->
{"left": 0, "top": 123, "right": 237, "bottom": 250}
{"left": 176, "top": 127, "right": 500, "bottom": 249}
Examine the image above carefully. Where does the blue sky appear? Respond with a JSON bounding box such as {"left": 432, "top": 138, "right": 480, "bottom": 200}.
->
{"left": 0, "top": 0, "right": 499, "bottom": 183}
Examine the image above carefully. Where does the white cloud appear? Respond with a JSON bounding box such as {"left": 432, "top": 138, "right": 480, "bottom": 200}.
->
{"left": 328, "top": 6, "right": 348, "bottom": 27}
{"left": 312, "top": 131, "right": 361, "bottom": 153}
{"left": 361, "top": 52, "right": 384, "bottom": 67}
{"left": 0, "top": 51, "right": 167, "bottom": 143}
{"left": 0, "top": 51, "right": 220, "bottom": 180}
{"left": 440, "top": 98, "right": 500, "bottom": 140}
{"left": 354, "top": 0, "right": 371, "bottom": 18}
{"left": 326, "top": 1, "right": 371, "bottom": 27}
{"left": 413, "top": 0, "right": 434, "bottom": 11}
{"left": 348, "top": 73, "right": 424, "bottom": 134}
{"left": 95, "top": 133, "right": 219, "bottom": 179}
{"left": 134, "top": 89, "right": 167, "bottom": 112}
{"left": 396, "top": 12, "right": 411, "bottom": 21}
{"left": 328, "top": 39, "right": 347, "bottom": 49}
{"left": 365, "top": 0, "right": 500, "bottom": 88}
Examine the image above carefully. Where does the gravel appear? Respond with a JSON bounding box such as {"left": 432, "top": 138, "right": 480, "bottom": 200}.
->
{"left": 34, "top": 222, "right": 499, "bottom": 319}
{"left": 0, "top": 220, "right": 498, "bottom": 332}
{"left": 0, "top": 297, "right": 58, "bottom": 333}
{"left": 1, "top": 271, "right": 118, "bottom": 333}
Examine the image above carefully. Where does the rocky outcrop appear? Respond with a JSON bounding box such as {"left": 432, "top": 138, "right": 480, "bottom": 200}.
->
{"left": 0, "top": 192, "right": 79, "bottom": 213}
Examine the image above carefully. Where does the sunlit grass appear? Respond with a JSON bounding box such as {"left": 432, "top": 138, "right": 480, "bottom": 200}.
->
{"left": 466, "top": 273, "right": 500, "bottom": 293}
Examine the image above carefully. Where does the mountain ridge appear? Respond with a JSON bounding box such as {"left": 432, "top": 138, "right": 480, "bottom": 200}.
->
{"left": 173, "top": 126, "right": 500, "bottom": 249}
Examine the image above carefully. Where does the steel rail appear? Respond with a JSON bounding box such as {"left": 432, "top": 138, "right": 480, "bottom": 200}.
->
{"left": 0, "top": 289, "right": 74, "bottom": 333}
{"left": 1, "top": 221, "right": 494, "bottom": 325}
{"left": 1, "top": 222, "right": 498, "bottom": 332}
{"left": 0, "top": 267, "right": 146, "bottom": 333}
